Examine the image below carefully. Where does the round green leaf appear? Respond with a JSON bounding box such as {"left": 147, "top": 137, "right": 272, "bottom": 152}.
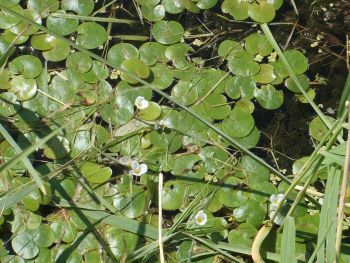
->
{"left": 43, "top": 136, "right": 71, "bottom": 159}
{"left": 61, "top": 0, "right": 94, "bottom": 16}
{"left": 120, "top": 58, "right": 150, "bottom": 84}
{"left": 12, "top": 231, "right": 39, "bottom": 259}
{"left": 148, "top": 62, "right": 174, "bottom": 90}
{"left": 228, "top": 229, "right": 252, "bottom": 247}
{"left": 108, "top": 43, "right": 139, "bottom": 68}
{"left": 0, "top": 0, "right": 20, "bottom": 7}
{"left": 172, "top": 154, "right": 201, "bottom": 175}
{"left": 309, "top": 115, "right": 336, "bottom": 142}
{"left": 252, "top": 64, "right": 276, "bottom": 84}
{"left": 31, "top": 34, "right": 56, "bottom": 50}
{"left": 0, "top": 36, "right": 15, "bottom": 68}
{"left": 237, "top": 155, "right": 269, "bottom": 183}
{"left": 285, "top": 74, "right": 309, "bottom": 93}
{"left": 104, "top": 227, "right": 126, "bottom": 260}
{"left": 142, "top": 4, "right": 165, "bottom": 22}
{"left": 222, "top": 108, "right": 254, "bottom": 138}
{"left": 162, "top": 180, "right": 185, "bottom": 210}
{"left": 283, "top": 49, "right": 309, "bottom": 74}
{"left": 43, "top": 37, "right": 71, "bottom": 62}
{"left": 81, "top": 162, "right": 112, "bottom": 184}
{"left": 139, "top": 42, "right": 166, "bottom": 65}
{"left": 228, "top": 52, "right": 260, "bottom": 77}
{"left": 193, "top": 70, "right": 228, "bottom": 96}
{"left": 165, "top": 43, "right": 191, "bottom": 61}
{"left": 0, "top": 70, "right": 11, "bottom": 90}
{"left": 46, "top": 10, "right": 79, "bottom": 36}
{"left": 222, "top": 0, "right": 249, "bottom": 20}
{"left": 0, "top": 92, "right": 20, "bottom": 117}
{"left": 32, "top": 224, "right": 54, "bottom": 247}
{"left": 100, "top": 96, "right": 134, "bottom": 126}
{"left": 163, "top": 0, "right": 185, "bottom": 14}
{"left": 27, "top": 0, "right": 59, "bottom": 18}
{"left": 136, "top": 0, "right": 159, "bottom": 5}
{"left": 4, "top": 29, "right": 28, "bottom": 44}
{"left": 66, "top": 51, "right": 93, "bottom": 73}
{"left": 248, "top": 2, "right": 275, "bottom": 23}
{"left": 152, "top": 20, "right": 184, "bottom": 45}
{"left": 226, "top": 76, "right": 256, "bottom": 100}
{"left": 55, "top": 244, "right": 82, "bottom": 262}
{"left": 9, "top": 8, "right": 42, "bottom": 36}
{"left": 9, "top": 75, "right": 37, "bottom": 101}
{"left": 76, "top": 22, "right": 107, "bottom": 49}
{"left": 218, "top": 39, "right": 244, "bottom": 60}
{"left": 199, "top": 146, "right": 229, "bottom": 173}
{"left": 171, "top": 80, "right": 198, "bottom": 106}
{"left": 51, "top": 221, "right": 77, "bottom": 243}
{"left": 149, "top": 130, "right": 183, "bottom": 153}
{"left": 254, "top": 84, "right": 284, "bottom": 110}
{"left": 0, "top": 5, "right": 23, "bottom": 29}
{"left": 203, "top": 93, "right": 231, "bottom": 120}
{"left": 245, "top": 33, "right": 273, "bottom": 56}
{"left": 234, "top": 126, "right": 260, "bottom": 149}
{"left": 197, "top": 0, "right": 218, "bottom": 9}
{"left": 233, "top": 199, "right": 265, "bottom": 226}
{"left": 113, "top": 185, "right": 147, "bottom": 218}
{"left": 117, "top": 81, "right": 152, "bottom": 103}
{"left": 9, "top": 55, "right": 42, "bottom": 79}
{"left": 22, "top": 190, "right": 41, "bottom": 211}
{"left": 138, "top": 101, "right": 162, "bottom": 121}
{"left": 35, "top": 247, "right": 52, "bottom": 263}
{"left": 235, "top": 99, "right": 255, "bottom": 113}
{"left": 83, "top": 60, "right": 109, "bottom": 83}
{"left": 295, "top": 88, "right": 316, "bottom": 103}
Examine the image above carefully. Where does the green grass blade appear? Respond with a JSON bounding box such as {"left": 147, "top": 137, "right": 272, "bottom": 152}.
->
{"left": 217, "top": 241, "right": 282, "bottom": 262}
{"left": 280, "top": 216, "right": 296, "bottom": 263}
{"left": 50, "top": 12, "right": 136, "bottom": 24}
{"left": 82, "top": 210, "right": 158, "bottom": 239}
{"left": 184, "top": 234, "right": 240, "bottom": 262}
{"left": 337, "top": 72, "right": 350, "bottom": 118}
{"left": 0, "top": 162, "right": 67, "bottom": 211}
{"left": 271, "top": 110, "right": 347, "bottom": 223}
{"left": 308, "top": 222, "right": 334, "bottom": 263}
{"left": 261, "top": 23, "right": 343, "bottom": 144}
{"left": 325, "top": 166, "right": 341, "bottom": 262}
{"left": 0, "top": 123, "right": 46, "bottom": 194}
{"left": 0, "top": 124, "right": 68, "bottom": 175}
{"left": 0, "top": 4, "right": 320, "bottom": 206}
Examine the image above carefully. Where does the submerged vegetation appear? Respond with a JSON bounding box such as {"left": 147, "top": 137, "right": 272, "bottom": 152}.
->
{"left": 0, "top": 0, "right": 349, "bottom": 262}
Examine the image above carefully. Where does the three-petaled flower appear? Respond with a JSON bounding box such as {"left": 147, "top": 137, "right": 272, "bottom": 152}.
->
{"left": 195, "top": 210, "right": 207, "bottom": 226}
{"left": 135, "top": 96, "right": 149, "bottom": 110}
{"left": 130, "top": 160, "right": 148, "bottom": 176}
{"left": 269, "top": 193, "right": 284, "bottom": 211}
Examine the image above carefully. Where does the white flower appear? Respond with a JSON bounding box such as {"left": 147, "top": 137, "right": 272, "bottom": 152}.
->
{"left": 195, "top": 210, "right": 207, "bottom": 226}
{"left": 269, "top": 194, "right": 284, "bottom": 211}
{"left": 135, "top": 96, "right": 149, "bottom": 110}
{"left": 130, "top": 160, "right": 148, "bottom": 176}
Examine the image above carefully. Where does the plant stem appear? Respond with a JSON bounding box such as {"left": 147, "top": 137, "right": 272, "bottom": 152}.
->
{"left": 50, "top": 12, "right": 136, "bottom": 24}
{"left": 158, "top": 173, "right": 165, "bottom": 263}
{"left": 335, "top": 101, "right": 350, "bottom": 260}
